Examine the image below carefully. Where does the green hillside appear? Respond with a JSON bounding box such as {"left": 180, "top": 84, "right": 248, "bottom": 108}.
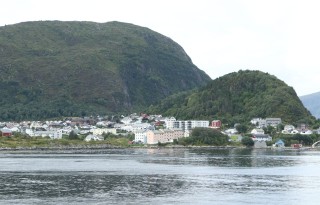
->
{"left": 148, "top": 70, "right": 315, "bottom": 125}
{"left": 0, "top": 21, "right": 210, "bottom": 120}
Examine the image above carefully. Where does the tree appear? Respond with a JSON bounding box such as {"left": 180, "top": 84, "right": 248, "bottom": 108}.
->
{"left": 235, "top": 124, "right": 248, "bottom": 134}
{"left": 277, "top": 124, "right": 284, "bottom": 131}
{"left": 292, "top": 134, "right": 313, "bottom": 145}
{"left": 241, "top": 136, "right": 254, "bottom": 147}
{"left": 263, "top": 125, "right": 276, "bottom": 135}
{"left": 68, "top": 131, "right": 79, "bottom": 140}
{"left": 181, "top": 127, "right": 229, "bottom": 146}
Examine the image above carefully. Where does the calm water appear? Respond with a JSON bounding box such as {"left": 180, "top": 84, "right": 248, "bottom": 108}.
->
{"left": 0, "top": 148, "right": 320, "bottom": 205}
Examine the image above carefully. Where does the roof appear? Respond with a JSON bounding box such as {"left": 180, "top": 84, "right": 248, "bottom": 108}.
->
{"left": 275, "top": 139, "right": 285, "bottom": 144}
{"left": 252, "top": 134, "right": 271, "bottom": 138}
{"left": 1, "top": 128, "right": 12, "bottom": 133}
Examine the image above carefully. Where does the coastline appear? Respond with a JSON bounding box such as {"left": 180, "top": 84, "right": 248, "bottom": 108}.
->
{"left": 0, "top": 144, "right": 315, "bottom": 152}
{"left": 0, "top": 144, "right": 241, "bottom": 152}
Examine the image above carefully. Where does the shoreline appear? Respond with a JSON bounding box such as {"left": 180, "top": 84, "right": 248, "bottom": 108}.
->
{"left": 0, "top": 144, "right": 242, "bottom": 151}
{"left": 0, "top": 144, "right": 124, "bottom": 151}
{"left": 0, "top": 144, "right": 316, "bottom": 152}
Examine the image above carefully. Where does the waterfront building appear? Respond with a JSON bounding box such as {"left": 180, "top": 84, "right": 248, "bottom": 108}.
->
{"left": 146, "top": 129, "right": 184, "bottom": 144}
{"left": 134, "top": 130, "right": 148, "bottom": 144}
{"left": 27, "top": 129, "right": 63, "bottom": 139}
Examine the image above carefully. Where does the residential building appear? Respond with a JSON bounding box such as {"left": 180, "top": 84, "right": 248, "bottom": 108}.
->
{"left": 251, "top": 134, "right": 272, "bottom": 142}
{"left": 174, "top": 120, "right": 209, "bottom": 130}
{"left": 146, "top": 129, "right": 184, "bottom": 144}
{"left": 257, "top": 119, "right": 267, "bottom": 128}
{"left": 251, "top": 127, "right": 272, "bottom": 148}
{"left": 250, "top": 118, "right": 262, "bottom": 125}
{"left": 91, "top": 128, "right": 117, "bottom": 135}
{"left": 1, "top": 127, "right": 12, "bottom": 137}
{"left": 134, "top": 130, "right": 147, "bottom": 144}
{"left": 84, "top": 134, "right": 104, "bottom": 142}
{"left": 297, "top": 123, "right": 308, "bottom": 131}
{"left": 121, "top": 117, "right": 133, "bottom": 124}
{"left": 284, "top": 125, "right": 295, "bottom": 132}
{"left": 265, "top": 118, "right": 282, "bottom": 127}
{"left": 224, "top": 128, "right": 238, "bottom": 134}
{"left": 251, "top": 128, "right": 265, "bottom": 135}
{"left": 164, "top": 117, "right": 176, "bottom": 129}
{"left": 211, "top": 120, "right": 222, "bottom": 129}
{"left": 253, "top": 118, "right": 281, "bottom": 128}
{"left": 164, "top": 117, "right": 209, "bottom": 130}
{"left": 120, "top": 123, "right": 154, "bottom": 133}
{"left": 273, "top": 139, "right": 285, "bottom": 148}
{"left": 300, "top": 130, "right": 313, "bottom": 135}
{"left": 30, "top": 129, "right": 63, "bottom": 139}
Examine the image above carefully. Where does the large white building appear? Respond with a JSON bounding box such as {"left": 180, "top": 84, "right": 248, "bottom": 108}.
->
{"left": 164, "top": 117, "right": 177, "bottom": 129}
{"left": 26, "top": 129, "right": 63, "bottom": 139}
{"left": 164, "top": 118, "right": 209, "bottom": 130}
{"left": 134, "top": 130, "right": 148, "bottom": 144}
{"left": 251, "top": 118, "right": 282, "bottom": 128}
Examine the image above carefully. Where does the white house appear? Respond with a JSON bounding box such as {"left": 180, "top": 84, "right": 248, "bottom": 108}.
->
{"left": 281, "top": 130, "right": 291, "bottom": 134}
{"left": 9, "top": 126, "right": 20, "bottom": 132}
{"left": 90, "top": 128, "right": 117, "bottom": 135}
{"left": 252, "top": 133, "right": 272, "bottom": 148}
{"left": 30, "top": 121, "right": 44, "bottom": 129}
{"left": 251, "top": 128, "right": 265, "bottom": 135}
{"left": 300, "top": 130, "right": 313, "bottom": 135}
{"left": 250, "top": 118, "right": 262, "bottom": 125}
{"left": 84, "top": 134, "right": 104, "bottom": 142}
{"left": 284, "top": 125, "right": 295, "bottom": 132}
{"left": 120, "top": 117, "right": 133, "bottom": 124}
{"left": 251, "top": 134, "right": 272, "bottom": 142}
{"left": 120, "top": 123, "right": 154, "bottom": 133}
{"left": 224, "top": 128, "right": 238, "bottom": 134}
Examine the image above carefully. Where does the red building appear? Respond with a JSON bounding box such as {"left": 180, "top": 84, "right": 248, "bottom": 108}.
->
{"left": 211, "top": 120, "right": 222, "bottom": 129}
{"left": 1, "top": 127, "right": 12, "bottom": 137}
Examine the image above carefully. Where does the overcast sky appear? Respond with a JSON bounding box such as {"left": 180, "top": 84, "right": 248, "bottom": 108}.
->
{"left": 1, "top": 0, "right": 320, "bottom": 96}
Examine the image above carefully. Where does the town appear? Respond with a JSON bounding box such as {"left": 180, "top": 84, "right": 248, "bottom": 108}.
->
{"left": 1, "top": 113, "right": 320, "bottom": 149}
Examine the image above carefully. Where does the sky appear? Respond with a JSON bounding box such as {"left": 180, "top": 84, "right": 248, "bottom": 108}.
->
{"left": 1, "top": 0, "right": 320, "bottom": 96}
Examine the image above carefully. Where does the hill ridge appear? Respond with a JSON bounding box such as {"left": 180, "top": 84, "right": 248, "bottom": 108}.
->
{"left": 0, "top": 21, "right": 211, "bottom": 120}
{"left": 147, "top": 70, "right": 314, "bottom": 125}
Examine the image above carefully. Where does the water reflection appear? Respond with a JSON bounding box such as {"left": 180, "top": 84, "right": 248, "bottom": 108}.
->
{"left": 0, "top": 148, "right": 320, "bottom": 205}
{"left": 0, "top": 173, "right": 188, "bottom": 204}
{"left": 142, "top": 148, "right": 300, "bottom": 168}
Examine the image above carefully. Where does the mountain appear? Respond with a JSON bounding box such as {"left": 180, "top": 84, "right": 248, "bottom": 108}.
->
{"left": 147, "top": 70, "right": 315, "bottom": 125}
{"left": 0, "top": 21, "right": 211, "bottom": 120}
{"left": 300, "top": 92, "right": 320, "bottom": 119}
